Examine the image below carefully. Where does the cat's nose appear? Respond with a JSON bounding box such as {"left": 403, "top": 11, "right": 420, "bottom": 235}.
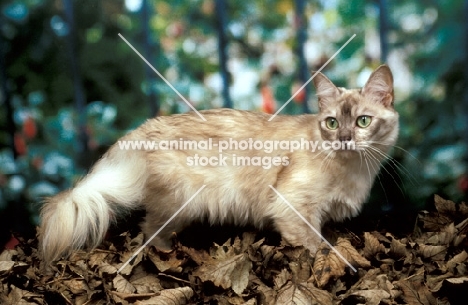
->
{"left": 339, "top": 135, "right": 352, "bottom": 142}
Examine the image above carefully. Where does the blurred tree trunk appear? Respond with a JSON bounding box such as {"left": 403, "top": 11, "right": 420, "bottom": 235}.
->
{"left": 295, "top": 0, "right": 310, "bottom": 113}
{"left": 63, "top": 0, "right": 88, "bottom": 165}
{"left": 464, "top": 0, "right": 468, "bottom": 199}
{"left": 215, "top": 0, "right": 232, "bottom": 108}
{"left": 379, "top": 0, "right": 389, "bottom": 62}
{"left": 0, "top": 20, "right": 16, "bottom": 158}
{"left": 142, "top": 0, "right": 159, "bottom": 117}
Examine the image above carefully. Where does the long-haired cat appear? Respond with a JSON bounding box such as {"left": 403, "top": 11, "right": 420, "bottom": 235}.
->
{"left": 39, "top": 65, "right": 398, "bottom": 264}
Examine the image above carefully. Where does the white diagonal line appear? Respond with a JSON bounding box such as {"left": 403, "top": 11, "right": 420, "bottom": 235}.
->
{"left": 268, "top": 34, "right": 356, "bottom": 121}
{"left": 118, "top": 33, "right": 207, "bottom": 122}
{"left": 268, "top": 185, "right": 357, "bottom": 272}
{"left": 117, "top": 185, "right": 207, "bottom": 273}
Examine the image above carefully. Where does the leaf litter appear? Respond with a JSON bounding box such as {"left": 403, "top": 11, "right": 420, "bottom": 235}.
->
{"left": 0, "top": 194, "right": 467, "bottom": 304}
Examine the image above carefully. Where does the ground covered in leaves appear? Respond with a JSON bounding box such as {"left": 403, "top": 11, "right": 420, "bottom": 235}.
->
{"left": 1, "top": 195, "right": 468, "bottom": 305}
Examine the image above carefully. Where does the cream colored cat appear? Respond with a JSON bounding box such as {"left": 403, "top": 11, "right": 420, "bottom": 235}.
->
{"left": 40, "top": 65, "right": 398, "bottom": 264}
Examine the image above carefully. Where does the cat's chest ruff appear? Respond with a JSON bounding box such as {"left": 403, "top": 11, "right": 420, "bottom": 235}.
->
{"left": 323, "top": 160, "right": 374, "bottom": 221}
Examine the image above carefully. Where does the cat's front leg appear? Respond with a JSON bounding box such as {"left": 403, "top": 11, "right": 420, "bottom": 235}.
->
{"left": 272, "top": 208, "right": 323, "bottom": 255}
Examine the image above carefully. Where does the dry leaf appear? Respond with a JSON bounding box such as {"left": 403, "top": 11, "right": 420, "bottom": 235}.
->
{"left": 363, "top": 232, "right": 386, "bottom": 259}
{"left": 313, "top": 245, "right": 346, "bottom": 287}
{"left": 0, "top": 261, "right": 15, "bottom": 274}
{"left": 113, "top": 274, "right": 136, "bottom": 294}
{"left": 288, "top": 248, "right": 311, "bottom": 282}
{"left": 389, "top": 237, "right": 407, "bottom": 258}
{"left": 131, "top": 274, "right": 163, "bottom": 294}
{"left": 396, "top": 268, "right": 437, "bottom": 305}
{"left": 434, "top": 195, "right": 456, "bottom": 215}
{"left": 135, "top": 286, "right": 193, "bottom": 304}
{"left": 0, "top": 194, "right": 466, "bottom": 304}
{"left": 193, "top": 253, "right": 252, "bottom": 295}
{"left": 335, "top": 238, "right": 371, "bottom": 268}
{"left": 273, "top": 269, "right": 290, "bottom": 289}
{"left": 64, "top": 278, "right": 89, "bottom": 295}
{"left": 418, "top": 244, "right": 447, "bottom": 261}
{"left": 350, "top": 289, "right": 391, "bottom": 305}
{"left": 447, "top": 251, "right": 468, "bottom": 274}
{"left": 276, "top": 281, "right": 333, "bottom": 305}
{"left": 147, "top": 248, "right": 184, "bottom": 273}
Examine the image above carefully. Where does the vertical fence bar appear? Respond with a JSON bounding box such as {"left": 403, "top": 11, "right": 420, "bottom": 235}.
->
{"left": 464, "top": 0, "right": 468, "bottom": 200}
{"left": 379, "top": 0, "right": 389, "bottom": 63}
{"left": 0, "top": 20, "right": 16, "bottom": 159}
{"left": 215, "top": 0, "right": 232, "bottom": 108}
{"left": 295, "top": 0, "right": 310, "bottom": 113}
{"left": 63, "top": 0, "right": 88, "bottom": 162}
{"left": 142, "top": 0, "right": 159, "bottom": 117}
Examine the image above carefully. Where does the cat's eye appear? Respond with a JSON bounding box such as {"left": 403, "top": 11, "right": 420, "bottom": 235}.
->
{"left": 325, "top": 117, "right": 339, "bottom": 130}
{"left": 356, "top": 115, "right": 372, "bottom": 128}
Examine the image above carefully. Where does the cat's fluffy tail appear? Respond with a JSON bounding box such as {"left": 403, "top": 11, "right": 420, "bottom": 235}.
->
{"left": 39, "top": 149, "right": 148, "bottom": 264}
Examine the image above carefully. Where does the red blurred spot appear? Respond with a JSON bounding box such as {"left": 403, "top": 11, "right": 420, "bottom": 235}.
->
{"left": 14, "top": 133, "right": 27, "bottom": 156}
{"left": 23, "top": 116, "right": 37, "bottom": 139}
{"left": 261, "top": 85, "right": 276, "bottom": 114}
{"left": 5, "top": 236, "right": 19, "bottom": 250}
{"left": 458, "top": 175, "right": 468, "bottom": 193}
{"left": 32, "top": 156, "right": 43, "bottom": 170}
{"left": 291, "top": 81, "right": 306, "bottom": 104}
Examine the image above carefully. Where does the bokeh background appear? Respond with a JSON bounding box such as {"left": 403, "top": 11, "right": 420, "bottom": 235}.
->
{"left": 1, "top": 0, "right": 467, "bottom": 246}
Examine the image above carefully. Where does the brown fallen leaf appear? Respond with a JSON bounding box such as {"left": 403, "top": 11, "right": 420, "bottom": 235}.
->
{"left": 98, "top": 262, "right": 118, "bottom": 277}
{"left": 193, "top": 252, "right": 252, "bottom": 295}
{"left": 396, "top": 267, "right": 437, "bottom": 305}
{"left": 181, "top": 246, "right": 212, "bottom": 266}
{"left": 335, "top": 238, "right": 371, "bottom": 268}
{"left": 251, "top": 275, "right": 277, "bottom": 304}
{"left": 64, "top": 278, "right": 89, "bottom": 295}
{"left": 130, "top": 274, "right": 163, "bottom": 294}
{"left": 113, "top": 274, "right": 136, "bottom": 294}
{"left": 147, "top": 248, "right": 184, "bottom": 273}
{"left": 417, "top": 244, "right": 447, "bottom": 261}
{"left": 88, "top": 251, "right": 112, "bottom": 268}
{"left": 0, "top": 261, "right": 15, "bottom": 274}
{"left": 434, "top": 195, "right": 456, "bottom": 215}
{"left": 313, "top": 246, "right": 345, "bottom": 288}
{"left": 1, "top": 285, "right": 44, "bottom": 305}
{"left": 459, "top": 201, "right": 468, "bottom": 217}
{"left": 349, "top": 289, "right": 391, "bottom": 305}
{"left": 276, "top": 281, "right": 333, "bottom": 305}
{"left": 446, "top": 250, "right": 468, "bottom": 274}
{"left": 134, "top": 286, "right": 193, "bottom": 305}
{"left": 288, "top": 247, "right": 311, "bottom": 282}
{"left": 389, "top": 236, "right": 407, "bottom": 259}
{"left": 363, "top": 232, "right": 386, "bottom": 259}
{"left": 313, "top": 238, "right": 370, "bottom": 287}
{"left": 273, "top": 268, "right": 290, "bottom": 289}
{"left": 239, "top": 298, "right": 256, "bottom": 305}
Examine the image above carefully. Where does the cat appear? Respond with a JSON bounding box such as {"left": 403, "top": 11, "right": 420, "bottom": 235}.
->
{"left": 39, "top": 65, "right": 398, "bottom": 264}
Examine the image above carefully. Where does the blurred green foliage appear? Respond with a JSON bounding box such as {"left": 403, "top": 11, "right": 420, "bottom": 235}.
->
{"left": 0, "top": 0, "right": 467, "bottom": 239}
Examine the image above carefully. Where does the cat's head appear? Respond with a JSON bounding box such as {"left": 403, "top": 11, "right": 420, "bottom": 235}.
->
{"left": 313, "top": 65, "right": 399, "bottom": 158}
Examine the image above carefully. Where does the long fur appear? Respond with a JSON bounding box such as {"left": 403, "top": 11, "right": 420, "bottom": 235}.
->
{"left": 39, "top": 149, "right": 148, "bottom": 263}
{"left": 40, "top": 65, "right": 398, "bottom": 264}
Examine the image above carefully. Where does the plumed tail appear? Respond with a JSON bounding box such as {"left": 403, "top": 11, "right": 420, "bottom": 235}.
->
{"left": 40, "top": 150, "right": 148, "bottom": 264}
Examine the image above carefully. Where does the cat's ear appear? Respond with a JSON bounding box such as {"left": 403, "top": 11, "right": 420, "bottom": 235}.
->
{"left": 312, "top": 72, "right": 341, "bottom": 110}
{"left": 362, "top": 65, "right": 394, "bottom": 107}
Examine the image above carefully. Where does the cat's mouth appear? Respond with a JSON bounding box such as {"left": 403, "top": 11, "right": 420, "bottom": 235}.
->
{"left": 333, "top": 142, "right": 360, "bottom": 158}
{"left": 335, "top": 149, "right": 359, "bottom": 159}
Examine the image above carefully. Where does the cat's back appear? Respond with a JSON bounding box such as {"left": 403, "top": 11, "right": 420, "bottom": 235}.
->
{"left": 131, "top": 108, "right": 316, "bottom": 140}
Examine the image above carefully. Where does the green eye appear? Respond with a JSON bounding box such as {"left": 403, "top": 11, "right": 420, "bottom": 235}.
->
{"left": 357, "top": 115, "right": 372, "bottom": 128}
{"left": 325, "top": 117, "right": 339, "bottom": 130}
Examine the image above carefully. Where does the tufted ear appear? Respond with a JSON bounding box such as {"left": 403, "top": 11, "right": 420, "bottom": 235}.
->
{"left": 362, "top": 65, "right": 394, "bottom": 107}
{"left": 312, "top": 72, "right": 341, "bottom": 110}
